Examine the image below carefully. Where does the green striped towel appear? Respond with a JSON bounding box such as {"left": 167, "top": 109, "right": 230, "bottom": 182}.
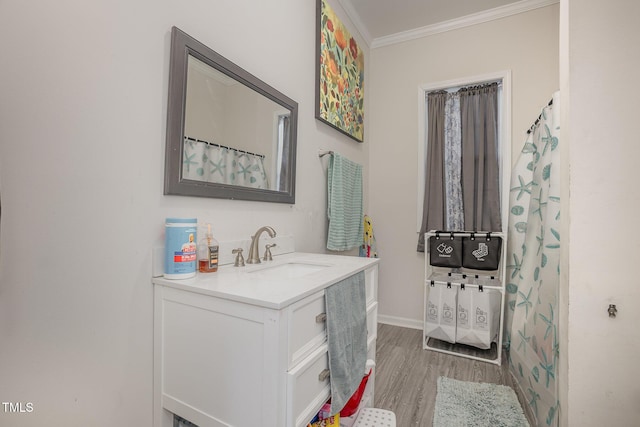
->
{"left": 327, "top": 153, "right": 363, "bottom": 251}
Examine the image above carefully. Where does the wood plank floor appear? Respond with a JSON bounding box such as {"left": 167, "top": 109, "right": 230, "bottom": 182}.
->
{"left": 373, "top": 323, "right": 534, "bottom": 426}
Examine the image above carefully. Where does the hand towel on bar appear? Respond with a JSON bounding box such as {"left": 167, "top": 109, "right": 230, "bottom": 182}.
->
{"left": 327, "top": 153, "right": 364, "bottom": 251}
{"left": 325, "top": 271, "right": 367, "bottom": 414}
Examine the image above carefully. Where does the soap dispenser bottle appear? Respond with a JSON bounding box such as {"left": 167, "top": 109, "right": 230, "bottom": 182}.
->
{"left": 198, "top": 224, "right": 219, "bottom": 273}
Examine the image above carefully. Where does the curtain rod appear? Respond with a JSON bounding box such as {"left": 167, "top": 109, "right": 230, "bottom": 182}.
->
{"left": 427, "top": 80, "right": 502, "bottom": 95}
{"left": 526, "top": 98, "right": 554, "bottom": 134}
{"left": 184, "top": 136, "right": 265, "bottom": 159}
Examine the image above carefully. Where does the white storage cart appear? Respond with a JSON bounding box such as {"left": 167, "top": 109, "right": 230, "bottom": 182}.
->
{"left": 423, "top": 230, "right": 507, "bottom": 365}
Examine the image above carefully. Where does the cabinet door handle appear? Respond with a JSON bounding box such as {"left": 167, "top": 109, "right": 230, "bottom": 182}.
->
{"left": 318, "top": 369, "right": 330, "bottom": 382}
{"left": 315, "top": 313, "right": 327, "bottom": 323}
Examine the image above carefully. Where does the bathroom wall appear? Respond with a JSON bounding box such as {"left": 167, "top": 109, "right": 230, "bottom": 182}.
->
{"left": 561, "top": 0, "right": 640, "bottom": 425}
{"left": 0, "top": 0, "right": 369, "bottom": 425}
{"left": 367, "top": 4, "right": 560, "bottom": 327}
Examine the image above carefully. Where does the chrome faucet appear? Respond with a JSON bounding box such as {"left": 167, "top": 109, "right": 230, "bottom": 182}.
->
{"left": 247, "top": 226, "right": 276, "bottom": 264}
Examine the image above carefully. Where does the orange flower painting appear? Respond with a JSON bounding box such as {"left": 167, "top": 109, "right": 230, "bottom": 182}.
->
{"left": 316, "top": 0, "right": 364, "bottom": 142}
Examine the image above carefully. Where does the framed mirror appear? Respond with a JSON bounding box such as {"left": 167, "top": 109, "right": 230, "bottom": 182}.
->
{"left": 164, "top": 27, "right": 298, "bottom": 203}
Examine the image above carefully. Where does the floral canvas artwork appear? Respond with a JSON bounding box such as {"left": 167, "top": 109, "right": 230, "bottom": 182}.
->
{"left": 316, "top": 0, "right": 364, "bottom": 142}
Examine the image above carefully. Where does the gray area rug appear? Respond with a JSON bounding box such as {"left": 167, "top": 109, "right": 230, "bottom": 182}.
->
{"left": 433, "top": 376, "right": 529, "bottom": 427}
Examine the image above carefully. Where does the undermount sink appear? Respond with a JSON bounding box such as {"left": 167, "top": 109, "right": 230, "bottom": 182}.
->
{"left": 248, "top": 262, "right": 330, "bottom": 279}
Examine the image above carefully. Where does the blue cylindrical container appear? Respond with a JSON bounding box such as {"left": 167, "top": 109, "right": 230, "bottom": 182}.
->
{"left": 164, "top": 218, "right": 197, "bottom": 279}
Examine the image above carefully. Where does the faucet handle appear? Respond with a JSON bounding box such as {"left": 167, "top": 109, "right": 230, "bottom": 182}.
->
{"left": 232, "top": 248, "right": 245, "bottom": 267}
{"left": 263, "top": 243, "right": 277, "bottom": 261}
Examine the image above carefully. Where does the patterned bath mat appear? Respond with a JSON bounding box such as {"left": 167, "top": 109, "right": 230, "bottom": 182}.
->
{"left": 433, "top": 376, "right": 529, "bottom": 427}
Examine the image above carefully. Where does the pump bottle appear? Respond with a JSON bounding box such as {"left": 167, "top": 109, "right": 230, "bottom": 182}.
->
{"left": 198, "top": 224, "right": 219, "bottom": 273}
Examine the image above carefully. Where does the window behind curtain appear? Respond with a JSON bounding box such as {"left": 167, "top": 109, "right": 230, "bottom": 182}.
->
{"left": 275, "top": 113, "right": 290, "bottom": 192}
{"left": 417, "top": 79, "right": 505, "bottom": 252}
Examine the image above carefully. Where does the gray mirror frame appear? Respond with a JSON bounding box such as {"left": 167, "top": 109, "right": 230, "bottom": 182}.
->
{"left": 164, "top": 26, "right": 298, "bottom": 203}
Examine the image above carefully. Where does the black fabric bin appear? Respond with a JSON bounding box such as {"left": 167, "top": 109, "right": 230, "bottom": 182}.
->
{"left": 462, "top": 234, "right": 502, "bottom": 270}
{"left": 429, "top": 233, "right": 463, "bottom": 268}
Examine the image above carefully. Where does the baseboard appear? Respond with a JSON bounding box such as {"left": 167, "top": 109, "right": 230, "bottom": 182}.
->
{"left": 378, "top": 314, "right": 423, "bottom": 330}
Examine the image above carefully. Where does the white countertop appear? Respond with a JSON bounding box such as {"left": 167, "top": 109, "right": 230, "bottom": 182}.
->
{"left": 152, "top": 252, "right": 379, "bottom": 309}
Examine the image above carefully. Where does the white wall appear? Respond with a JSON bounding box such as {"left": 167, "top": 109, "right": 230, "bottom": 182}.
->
{"left": 0, "top": 1, "right": 369, "bottom": 425}
{"left": 562, "top": 0, "right": 640, "bottom": 425}
{"left": 7, "top": 1, "right": 636, "bottom": 425}
{"left": 368, "top": 5, "right": 560, "bottom": 326}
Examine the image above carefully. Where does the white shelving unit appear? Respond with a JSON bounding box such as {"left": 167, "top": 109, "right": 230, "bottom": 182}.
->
{"left": 423, "top": 231, "right": 507, "bottom": 366}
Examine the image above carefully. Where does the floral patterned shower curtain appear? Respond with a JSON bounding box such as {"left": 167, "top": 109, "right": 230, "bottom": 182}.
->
{"left": 505, "top": 91, "right": 560, "bottom": 427}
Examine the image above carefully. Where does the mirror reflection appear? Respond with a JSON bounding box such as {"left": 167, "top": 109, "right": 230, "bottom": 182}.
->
{"left": 183, "top": 55, "right": 292, "bottom": 192}
{"left": 164, "top": 27, "right": 298, "bottom": 203}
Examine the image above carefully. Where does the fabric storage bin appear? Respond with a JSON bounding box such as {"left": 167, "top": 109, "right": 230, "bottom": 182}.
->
{"left": 462, "top": 233, "right": 502, "bottom": 270}
{"left": 455, "top": 287, "right": 501, "bottom": 349}
{"left": 424, "top": 282, "right": 457, "bottom": 343}
{"left": 429, "top": 232, "right": 463, "bottom": 268}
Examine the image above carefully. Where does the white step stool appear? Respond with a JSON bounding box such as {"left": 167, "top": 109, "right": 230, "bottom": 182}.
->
{"left": 352, "top": 408, "right": 396, "bottom": 427}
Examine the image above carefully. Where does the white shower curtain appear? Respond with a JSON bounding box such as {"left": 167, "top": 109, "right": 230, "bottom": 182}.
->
{"left": 182, "top": 137, "right": 269, "bottom": 188}
{"left": 505, "top": 91, "right": 560, "bottom": 427}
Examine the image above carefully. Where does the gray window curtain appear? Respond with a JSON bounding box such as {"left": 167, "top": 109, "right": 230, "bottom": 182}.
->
{"left": 417, "top": 82, "right": 501, "bottom": 252}
{"left": 459, "top": 83, "right": 501, "bottom": 232}
{"left": 417, "top": 91, "right": 447, "bottom": 252}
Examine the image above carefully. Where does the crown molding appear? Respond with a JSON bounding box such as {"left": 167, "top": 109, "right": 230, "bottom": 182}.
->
{"left": 371, "top": 0, "right": 559, "bottom": 49}
{"left": 336, "top": 0, "right": 373, "bottom": 48}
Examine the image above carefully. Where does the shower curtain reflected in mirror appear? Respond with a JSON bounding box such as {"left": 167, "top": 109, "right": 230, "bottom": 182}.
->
{"left": 182, "top": 137, "right": 269, "bottom": 189}
{"left": 505, "top": 91, "right": 560, "bottom": 427}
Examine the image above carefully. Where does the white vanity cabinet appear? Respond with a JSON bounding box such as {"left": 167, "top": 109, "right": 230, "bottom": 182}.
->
{"left": 152, "top": 253, "right": 379, "bottom": 427}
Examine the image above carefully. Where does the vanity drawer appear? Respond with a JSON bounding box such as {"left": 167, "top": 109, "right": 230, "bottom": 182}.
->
{"left": 365, "top": 266, "right": 377, "bottom": 306}
{"left": 288, "top": 291, "right": 327, "bottom": 369}
{"left": 367, "top": 336, "right": 377, "bottom": 361}
{"left": 366, "top": 302, "right": 378, "bottom": 342}
{"left": 288, "top": 272, "right": 378, "bottom": 370}
{"left": 287, "top": 344, "right": 331, "bottom": 427}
